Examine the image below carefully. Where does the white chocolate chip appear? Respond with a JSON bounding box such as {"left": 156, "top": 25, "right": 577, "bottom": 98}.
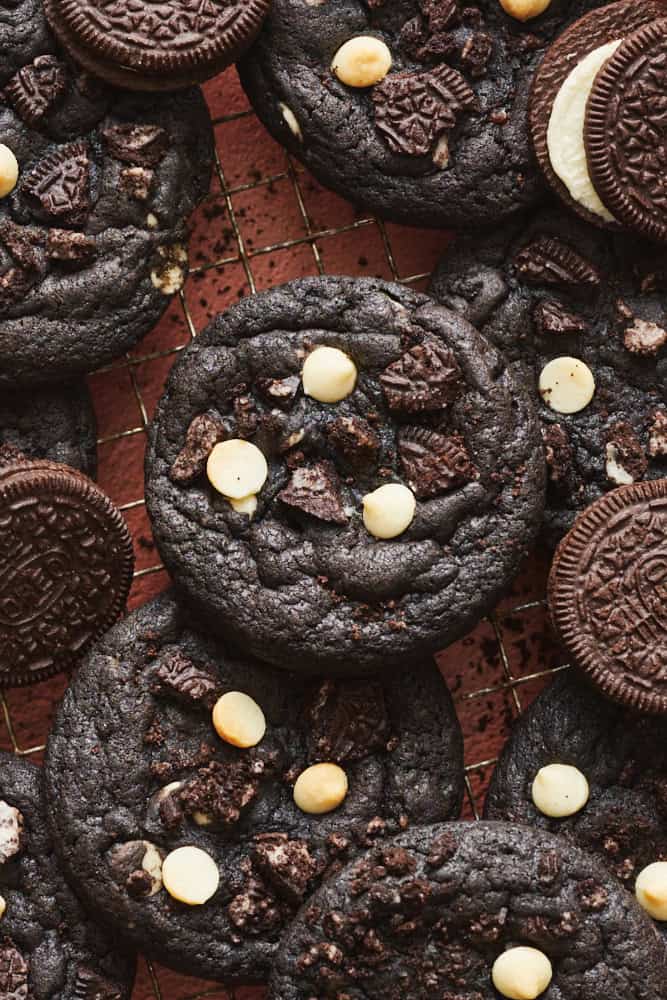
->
{"left": 0, "top": 801, "right": 23, "bottom": 864}
{"left": 150, "top": 243, "right": 188, "bottom": 295}
{"left": 141, "top": 843, "right": 164, "bottom": 896}
{"left": 207, "top": 439, "right": 268, "bottom": 500}
{"left": 538, "top": 357, "right": 595, "bottom": 414}
{"left": 332, "top": 36, "right": 392, "bottom": 88}
{"left": 302, "top": 346, "right": 357, "bottom": 403}
{"left": 432, "top": 134, "right": 450, "bottom": 169}
{"left": 605, "top": 443, "right": 634, "bottom": 486}
{"left": 279, "top": 103, "right": 303, "bottom": 141}
{"left": 492, "top": 947, "right": 553, "bottom": 1000}
{"left": 531, "top": 763, "right": 589, "bottom": 818}
{"left": 636, "top": 862, "right": 667, "bottom": 920}
{"left": 499, "top": 0, "right": 552, "bottom": 21}
{"left": 146, "top": 212, "right": 159, "bottom": 229}
{"left": 293, "top": 763, "right": 348, "bottom": 815}
{"left": 0, "top": 145, "right": 19, "bottom": 199}
{"left": 162, "top": 846, "right": 219, "bottom": 905}
{"left": 362, "top": 483, "right": 416, "bottom": 539}
{"left": 193, "top": 811, "right": 214, "bottom": 826}
{"left": 212, "top": 691, "right": 266, "bottom": 748}
{"left": 0, "top": 896, "right": 6, "bottom": 919}
{"left": 229, "top": 494, "right": 258, "bottom": 517}
{"left": 546, "top": 41, "right": 621, "bottom": 221}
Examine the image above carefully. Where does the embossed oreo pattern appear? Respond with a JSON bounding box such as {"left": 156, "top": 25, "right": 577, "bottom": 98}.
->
{"left": 549, "top": 480, "right": 667, "bottom": 713}
{"left": 0, "top": 462, "right": 133, "bottom": 684}
{"left": 586, "top": 20, "right": 667, "bottom": 243}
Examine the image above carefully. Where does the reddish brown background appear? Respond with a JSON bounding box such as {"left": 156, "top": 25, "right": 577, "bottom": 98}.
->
{"left": 4, "top": 68, "right": 566, "bottom": 1000}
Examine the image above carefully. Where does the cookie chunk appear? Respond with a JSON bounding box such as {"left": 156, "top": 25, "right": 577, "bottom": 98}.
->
{"left": 269, "top": 820, "right": 666, "bottom": 1000}
{"left": 429, "top": 206, "right": 667, "bottom": 546}
{"left": 0, "top": 0, "right": 213, "bottom": 385}
{"left": 0, "top": 382, "right": 96, "bottom": 475}
{"left": 0, "top": 753, "right": 134, "bottom": 999}
{"left": 239, "top": 0, "right": 612, "bottom": 229}
{"left": 44, "top": 592, "right": 464, "bottom": 982}
{"left": 145, "top": 276, "right": 545, "bottom": 674}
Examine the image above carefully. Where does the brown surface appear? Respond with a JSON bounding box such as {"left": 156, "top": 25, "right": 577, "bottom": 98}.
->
{"left": 2, "top": 67, "right": 566, "bottom": 1000}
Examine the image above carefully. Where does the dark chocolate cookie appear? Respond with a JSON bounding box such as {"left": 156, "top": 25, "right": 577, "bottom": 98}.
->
{"left": 44, "top": 0, "right": 271, "bottom": 91}
{"left": 269, "top": 820, "right": 666, "bottom": 1000}
{"left": 486, "top": 671, "right": 667, "bottom": 916}
{"left": 0, "top": 382, "right": 97, "bottom": 475}
{"left": 0, "top": 452, "right": 134, "bottom": 685}
{"left": 44, "top": 592, "right": 464, "bottom": 982}
{"left": 238, "top": 0, "right": 608, "bottom": 229}
{"left": 0, "top": 0, "right": 214, "bottom": 386}
{"left": 429, "top": 205, "right": 667, "bottom": 547}
{"left": 0, "top": 752, "right": 135, "bottom": 999}
{"left": 145, "top": 276, "right": 545, "bottom": 674}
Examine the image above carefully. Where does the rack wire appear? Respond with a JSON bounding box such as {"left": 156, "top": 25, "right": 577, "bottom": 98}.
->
{"left": 0, "top": 69, "right": 570, "bottom": 1000}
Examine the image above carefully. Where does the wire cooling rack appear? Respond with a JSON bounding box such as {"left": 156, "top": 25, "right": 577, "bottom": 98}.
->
{"left": 0, "top": 68, "right": 570, "bottom": 1000}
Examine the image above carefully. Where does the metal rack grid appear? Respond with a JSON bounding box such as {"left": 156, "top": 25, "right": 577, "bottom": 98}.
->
{"left": 0, "top": 72, "right": 569, "bottom": 1000}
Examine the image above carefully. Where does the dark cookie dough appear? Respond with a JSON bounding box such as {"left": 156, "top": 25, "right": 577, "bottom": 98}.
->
{"left": 238, "top": 0, "right": 607, "bottom": 229}
{"left": 145, "top": 276, "right": 545, "bottom": 674}
{"left": 0, "top": 383, "right": 97, "bottom": 475}
{"left": 269, "top": 820, "right": 666, "bottom": 1000}
{"left": 0, "top": 0, "right": 214, "bottom": 386}
{"left": 486, "top": 671, "right": 667, "bottom": 913}
{"left": 0, "top": 752, "right": 135, "bottom": 999}
{"left": 45, "top": 0, "right": 272, "bottom": 91}
{"left": 44, "top": 592, "right": 464, "bottom": 982}
{"left": 429, "top": 205, "right": 667, "bottom": 547}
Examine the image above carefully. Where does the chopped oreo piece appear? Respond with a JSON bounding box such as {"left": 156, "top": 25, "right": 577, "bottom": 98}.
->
{"left": 5, "top": 55, "right": 67, "bottom": 126}
{"left": 533, "top": 299, "right": 589, "bottom": 337}
{"left": 154, "top": 650, "right": 219, "bottom": 707}
{"left": 542, "top": 424, "right": 573, "bottom": 484}
{"left": 252, "top": 835, "right": 318, "bottom": 903}
{"left": 119, "top": 167, "right": 154, "bottom": 202}
{"left": 0, "top": 221, "right": 44, "bottom": 270}
{"left": 101, "top": 125, "right": 169, "bottom": 167}
{"left": 604, "top": 422, "right": 648, "bottom": 484}
{"left": 46, "top": 229, "right": 96, "bottom": 262}
{"left": 648, "top": 410, "right": 667, "bottom": 457}
{"left": 306, "top": 679, "right": 390, "bottom": 763}
{"left": 326, "top": 416, "right": 379, "bottom": 471}
{"left": 398, "top": 426, "right": 475, "bottom": 498}
{"left": 514, "top": 237, "right": 600, "bottom": 290}
{"left": 179, "top": 759, "right": 266, "bottom": 827}
{"left": 169, "top": 413, "right": 226, "bottom": 485}
{"left": 380, "top": 339, "right": 462, "bottom": 413}
{"left": 22, "top": 142, "right": 92, "bottom": 226}
{"left": 278, "top": 461, "right": 347, "bottom": 524}
{"left": 257, "top": 375, "right": 300, "bottom": 409}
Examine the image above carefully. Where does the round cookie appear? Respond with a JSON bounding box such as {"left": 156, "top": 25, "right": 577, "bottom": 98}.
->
{"left": 237, "top": 0, "right": 608, "bottom": 230}
{"left": 268, "top": 820, "right": 666, "bottom": 1000}
{"left": 44, "top": 592, "right": 465, "bottom": 983}
{"left": 529, "top": 0, "right": 666, "bottom": 232}
{"left": 0, "top": 382, "right": 97, "bottom": 475}
{"left": 145, "top": 276, "right": 545, "bottom": 674}
{"left": 486, "top": 671, "right": 667, "bottom": 922}
{"left": 44, "top": 0, "right": 272, "bottom": 91}
{"left": 0, "top": 752, "right": 135, "bottom": 999}
{"left": 0, "top": 0, "right": 214, "bottom": 386}
{"left": 429, "top": 205, "right": 667, "bottom": 547}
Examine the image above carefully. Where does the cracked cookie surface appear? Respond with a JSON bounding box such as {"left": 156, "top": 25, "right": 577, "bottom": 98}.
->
{"left": 0, "top": 381, "right": 96, "bottom": 474}
{"left": 44, "top": 592, "right": 464, "bottom": 982}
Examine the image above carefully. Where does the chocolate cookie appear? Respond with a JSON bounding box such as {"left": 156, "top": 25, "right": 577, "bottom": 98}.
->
{"left": 145, "top": 276, "right": 545, "bottom": 674}
{"left": 44, "top": 592, "right": 464, "bottom": 982}
{"left": 269, "top": 820, "right": 666, "bottom": 1000}
{"left": 237, "top": 0, "right": 609, "bottom": 229}
{"left": 0, "top": 451, "right": 134, "bottom": 686}
{"left": 486, "top": 671, "right": 667, "bottom": 919}
{"left": 0, "top": 752, "right": 135, "bottom": 999}
{"left": 429, "top": 206, "right": 667, "bottom": 547}
{"left": 548, "top": 479, "right": 667, "bottom": 714}
{"left": 0, "top": 0, "right": 214, "bottom": 386}
{"left": 529, "top": 0, "right": 667, "bottom": 235}
{"left": 44, "top": 0, "right": 272, "bottom": 91}
{"left": 0, "top": 382, "right": 97, "bottom": 475}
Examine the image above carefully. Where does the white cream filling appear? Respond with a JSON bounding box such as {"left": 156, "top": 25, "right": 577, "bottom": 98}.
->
{"left": 546, "top": 40, "right": 622, "bottom": 221}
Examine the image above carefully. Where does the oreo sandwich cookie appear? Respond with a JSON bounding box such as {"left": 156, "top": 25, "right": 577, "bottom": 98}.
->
{"left": 44, "top": 592, "right": 464, "bottom": 982}
{"left": 0, "top": 753, "right": 135, "bottom": 1000}
{"left": 0, "top": 382, "right": 97, "bottom": 476}
{"left": 44, "top": 0, "right": 272, "bottom": 91}
{"left": 530, "top": 0, "right": 667, "bottom": 237}
{"left": 429, "top": 206, "right": 667, "bottom": 547}
{"left": 486, "top": 670, "right": 667, "bottom": 932}
{"left": 239, "top": 0, "right": 609, "bottom": 230}
{"left": 548, "top": 479, "right": 667, "bottom": 714}
{"left": 0, "top": 0, "right": 214, "bottom": 386}
{"left": 0, "top": 449, "right": 134, "bottom": 686}
{"left": 269, "top": 821, "right": 666, "bottom": 1000}
{"left": 144, "top": 276, "right": 545, "bottom": 675}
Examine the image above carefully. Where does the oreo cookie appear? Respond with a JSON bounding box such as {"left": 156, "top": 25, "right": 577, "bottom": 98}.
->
{"left": 529, "top": 0, "right": 667, "bottom": 235}
{"left": 548, "top": 479, "right": 667, "bottom": 714}
{"left": 0, "top": 450, "right": 134, "bottom": 686}
{"left": 44, "top": 592, "right": 464, "bottom": 982}
{"left": 44, "top": 0, "right": 272, "bottom": 91}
